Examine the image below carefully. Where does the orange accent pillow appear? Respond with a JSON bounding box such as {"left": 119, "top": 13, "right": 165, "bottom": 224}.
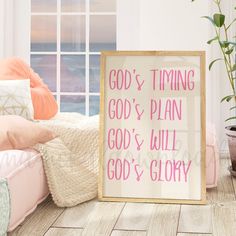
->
{"left": 0, "top": 115, "right": 56, "bottom": 151}
{"left": 0, "top": 58, "right": 58, "bottom": 120}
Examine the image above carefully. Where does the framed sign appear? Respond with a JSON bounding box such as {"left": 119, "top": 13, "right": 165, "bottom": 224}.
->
{"left": 99, "top": 51, "right": 206, "bottom": 204}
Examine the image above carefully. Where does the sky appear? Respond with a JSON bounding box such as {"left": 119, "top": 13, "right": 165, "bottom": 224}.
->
{"left": 31, "top": 0, "right": 116, "bottom": 12}
{"left": 31, "top": 0, "right": 116, "bottom": 44}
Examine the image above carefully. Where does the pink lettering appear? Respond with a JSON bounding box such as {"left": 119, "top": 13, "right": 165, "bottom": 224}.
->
{"left": 107, "top": 128, "right": 131, "bottom": 150}
{"left": 108, "top": 99, "right": 131, "bottom": 120}
{"left": 107, "top": 158, "right": 130, "bottom": 180}
{"left": 150, "top": 160, "right": 192, "bottom": 182}
{"left": 151, "top": 69, "right": 195, "bottom": 91}
{"left": 150, "top": 129, "right": 178, "bottom": 151}
{"left": 108, "top": 69, "right": 132, "bottom": 90}
{"left": 150, "top": 99, "right": 182, "bottom": 121}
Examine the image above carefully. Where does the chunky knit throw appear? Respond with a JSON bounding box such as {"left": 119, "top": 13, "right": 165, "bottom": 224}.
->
{"left": 34, "top": 113, "right": 99, "bottom": 207}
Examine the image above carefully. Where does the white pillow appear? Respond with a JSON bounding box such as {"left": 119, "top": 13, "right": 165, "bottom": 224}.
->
{"left": 0, "top": 79, "right": 34, "bottom": 120}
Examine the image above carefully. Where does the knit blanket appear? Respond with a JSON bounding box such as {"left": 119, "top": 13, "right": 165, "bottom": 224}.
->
{"left": 34, "top": 113, "right": 99, "bottom": 207}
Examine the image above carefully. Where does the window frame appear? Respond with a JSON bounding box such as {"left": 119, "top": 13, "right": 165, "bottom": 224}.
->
{"left": 30, "top": 0, "right": 116, "bottom": 116}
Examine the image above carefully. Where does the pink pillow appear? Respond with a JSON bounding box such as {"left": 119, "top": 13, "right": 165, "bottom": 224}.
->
{"left": 0, "top": 115, "right": 56, "bottom": 151}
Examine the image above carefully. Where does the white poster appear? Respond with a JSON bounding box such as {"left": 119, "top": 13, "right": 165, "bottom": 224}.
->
{"left": 99, "top": 51, "right": 206, "bottom": 204}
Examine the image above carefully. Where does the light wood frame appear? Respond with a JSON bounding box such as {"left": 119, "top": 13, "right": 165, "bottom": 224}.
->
{"left": 98, "top": 51, "right": 206, "bottom": 205}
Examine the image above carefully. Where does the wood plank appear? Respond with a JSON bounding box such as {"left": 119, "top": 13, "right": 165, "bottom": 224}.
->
{"left": 8, "top": 226, "right": 21, "bottom": 236}
{"left": 53, "top": 200, "right": 96, "bottom": 228}
{"left": 212, "top": 201, "right": 236, "bottom": 236}
{"left": 178, "top": 205, "right": 212, "bottom": 233}
{"left": 45, "top": 228, "right": 83, "bottom": 236}
{"left": 207, "top": 158, "right": 235, "bottom": 203}
{"left": 15, "top": 197, "right": 64, "bottom": 236}
{"left": 111, "top": 230, "right": 146, "bottom": 236}
{"left": 115, "top": 203, "right": 154, "bottom": 230}
{"left": 81, "top": 202, "right": 124, "bottom": 236}
{"left": 147, "top": 204, "right": 180, "bottom": 236}
{"left": 177, "top": 234, "right": 212, "bottom": 236}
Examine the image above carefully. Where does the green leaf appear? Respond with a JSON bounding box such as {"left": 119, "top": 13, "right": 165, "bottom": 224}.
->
{"left": 230, "top": 106, "right": 236, "bottom": 110}
{"left": 202, "top": 16, "right": 215, "bottom": 26}
{"left": 209, "top": 58, "right": 222, "bottom": 70}
{"left": 221, "top": 95, "right": 235, "bottom": 103}
{"left": 228, "top": 41, "right": 236, "bottom": 46}
{"left": 213, "top": 13, "right": 225, "bottom": 27}
{"left": 225, "top": 116, "right": 236, "bottom": 122}
{"left": 226, "top": 18, "right": 236, "bottom": 30}
{"left": 207, "top": 36, "right": 218, "bottom": 44}
{"left": 225, "top": 47, "right": 234, "bottom": 55}
{"left": 227, "top": 96, "right": 235, "bottom": 102}
{"left": 231, "top": 64, "right": 236, "bottom": 72}
{"left": 220, "top": 41, "right": 230, "bottom": 48}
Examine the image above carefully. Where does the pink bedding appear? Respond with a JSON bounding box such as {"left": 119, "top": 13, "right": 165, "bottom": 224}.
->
{"left": 0, "top": 149, "right": 49, "bottom": 232}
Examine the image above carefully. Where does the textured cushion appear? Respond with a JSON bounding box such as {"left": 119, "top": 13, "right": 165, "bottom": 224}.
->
{"left": 0, "top": 115, "right": 56, "bottom": 151}
{"left": 0, "top": 149, "right": 49, "bottom": 232}
{"left": 0, "top": 58, "right": 58, "bottom": 120}
{"left": 0, "top": 79, "right": 34, "bottom": 120}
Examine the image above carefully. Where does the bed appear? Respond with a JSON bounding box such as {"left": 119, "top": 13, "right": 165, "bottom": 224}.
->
{"left": 0, "top": 115, "right": 219, "bottom": 236}
{"left": 0, "top": 149, "right": 49, "bottom": 235}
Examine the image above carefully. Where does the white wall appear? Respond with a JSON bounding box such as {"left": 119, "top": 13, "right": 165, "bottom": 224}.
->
{"left": 0, "top": 0, "right": 30, "bottom": 63}
{"left": 117, "top": 0, "right": 236, "bottom": 154}
{"left": 0, "top": 0, "right": 234, "bottom": 153}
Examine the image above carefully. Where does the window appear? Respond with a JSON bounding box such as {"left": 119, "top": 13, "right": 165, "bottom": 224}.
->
{"left": 31, "top": 0, "right": 116, "bottom": 116}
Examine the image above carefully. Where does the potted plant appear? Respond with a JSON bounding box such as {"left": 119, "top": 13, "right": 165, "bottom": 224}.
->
{"left": 192, "top": 0, "right": 236, "bottom": 174}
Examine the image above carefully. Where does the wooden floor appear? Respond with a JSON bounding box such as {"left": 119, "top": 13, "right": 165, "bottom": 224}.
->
{"left": 9, "top": 158, "right": 236, "bottom": 236}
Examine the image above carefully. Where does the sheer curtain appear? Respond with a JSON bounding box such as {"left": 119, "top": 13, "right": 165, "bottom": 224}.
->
{"left": 0, "top": 0, "right": 30, "bottom": 63}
